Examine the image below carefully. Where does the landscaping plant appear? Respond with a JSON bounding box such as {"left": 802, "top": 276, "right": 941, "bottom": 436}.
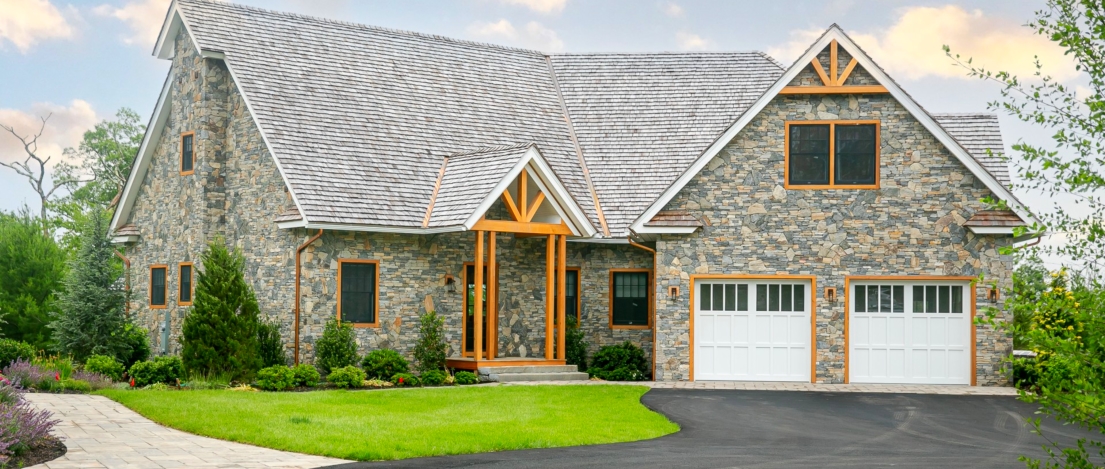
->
{"left": 413, "top": 311, "right": 447, "bottom": 374}
{"left": 315, "top": 319, "right": 358, "bottom": 375}
{"left": 84, "top": 354, "right": 125, "bottom": 382}
{"left": 361, "top": 349, "right": 409, "bottom": 380}
{"left": 327, "top": 365, "right": 365, "bottom": 389}
{"left": 419, "top": 370, "right": 446, "bottom": 386}
{"left": 0, "top": 381, "right": 60, "bottom": 461}
{"left": 363, "top": 378, "right": 393, "bottom": 388}
{"left": 0, "top": 209, "right": 65, "bottom": 351}
{"left": 128, "top": 356, "right": 184, "bottom": 387}
{"left": 454, "top": 371, "right": 478, "bottom": 385}
{"left": 180, "top": 240, "right": 263, "bottom": 381}
{"left": 291, "top": 364, "right": 320, "bottom": 387}
{"left": 588, "top": 342, "right": 649, "bottom": 381}
{"left": 390, "top": 373, "right": 419, "bottom": 387}
{"left": 256, "top": 365, "right": 296, "bottom": 391}
{"left": 183, "top": 370, "right": 233, "bottom": 390}
{"left": 0, "top": 340, "right": 37, "bottom": 369}
{"left": 2, "top": 359, "right": 51, "bottom": 391}
{"left": 565, "top": 315, "right": 587, "bottom": 372}
{"left": 119, "top": 323, "right": 151, "bottom": 369}
{"left": 257, "top": 317, "right": 287, "bottom": 368}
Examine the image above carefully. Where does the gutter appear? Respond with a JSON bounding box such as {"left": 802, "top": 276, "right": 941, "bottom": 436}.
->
{"left": 294, "top": 229, "right": 324, "bottom": 365}
{"left": 627, "top": 236, "right": 658, "bottom": 380}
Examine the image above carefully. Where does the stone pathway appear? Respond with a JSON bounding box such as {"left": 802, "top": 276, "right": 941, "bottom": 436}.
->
{"left": 501, "top": 380, "right": 1021, "bottom": 395}
{"left": 25, "top": 393, "right": 348, "bottom": 469}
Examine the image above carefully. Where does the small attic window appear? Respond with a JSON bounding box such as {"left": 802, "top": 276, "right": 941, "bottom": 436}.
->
{"left": 180, "top": 132, "right": 195, "bottom": 175}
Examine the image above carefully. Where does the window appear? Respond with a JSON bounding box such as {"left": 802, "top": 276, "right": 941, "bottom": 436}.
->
{"left": 150, "top": 265, "right": 167, "bottom": 308}
{"left": 610, "top": 270, "right": 650, "bottom": 328}
{"left": 786, "top": 121, "right": 879, "bottom": 189}
{"left": 180, "top": 132, "right": 195, "bottom": 175}
{"left": 338, "top": 260, "right": 378, "bottom": 326}
{"left": 554, "top": 268, "right": 581, "bottom": 323}
{"left": 178, "top": 263, "right": 193, "bottom": 306}
{"left": 852, "top": 283, "right": 965, "bottom": 314}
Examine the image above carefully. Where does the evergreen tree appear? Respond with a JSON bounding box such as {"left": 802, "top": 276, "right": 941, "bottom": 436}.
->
{"left": 0, "top": 208, "right": 65, "bottom": 350}
{"left": 412, "top": 311, "right": 446, "bottom": 374}
{"left": 51, "top": 211, "right": 129, "bottom": 362}
{"left": 256, "top": 316, "right": 287, "bottom": 367}
{"left": 180, "top": 240, "right": 262, "bottom": 380}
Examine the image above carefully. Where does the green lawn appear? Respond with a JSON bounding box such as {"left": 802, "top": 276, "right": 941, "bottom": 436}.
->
{"left": 98, "top": 385, "right": 677, "bottom": 461}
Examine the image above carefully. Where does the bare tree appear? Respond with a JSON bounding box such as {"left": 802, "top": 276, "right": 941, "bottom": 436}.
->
{"left": 0, "top": 115, "right": 79, "bottom": 224}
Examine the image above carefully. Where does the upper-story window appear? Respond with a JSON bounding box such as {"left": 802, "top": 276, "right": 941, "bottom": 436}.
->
{"left": 180, "top": 132, "right": 195, "bottom": 175}
{"left": 785, "top": 121, "right": 879, "bottom": 189}
{"left": 150, "top": 265, "right": 167, "bottom": 308}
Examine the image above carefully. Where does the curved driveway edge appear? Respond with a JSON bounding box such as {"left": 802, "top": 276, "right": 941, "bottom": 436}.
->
{"left": 25, "top": 393, "right": 349, "bottom": 469}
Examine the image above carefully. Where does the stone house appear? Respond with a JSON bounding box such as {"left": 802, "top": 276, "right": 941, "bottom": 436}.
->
{"left": 111, "top": 0, "right": 1033, "bottom": 385}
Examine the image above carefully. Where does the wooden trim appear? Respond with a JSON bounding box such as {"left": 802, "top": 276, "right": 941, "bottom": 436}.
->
{"left": 842, "top": 275, "right": 978, "bottom": 385}
{"left": 179, "top": 132, "right": 195, "bottom": 176}
{"left": 524, "top": 192, "right": 546, "bottom": 222}
{"left": 545, "top": 235, "right": 555, "bottom": 359}
{"left": 829, "top": 39, "right": 838, "bottom": 87}
{"left": 461, "top": 260, "right": 500, "bottom": 358}
{"left": 447, "top": 358, "right": 565, "bottom": 370}
{"left": 471, "top": 219, "right": 573, "bottom": 235}
{"left": 518, "top": 170, "right": 529, "bottom": 218}
{"left": 784, "top": 120, "right": 881, "bottom": 190}
{"left": 500, "top": 191, "right": 523, "bottom": 222}
{"left": 487, "top": 231, "right": 497, "bottom": 359}
{"left": 687, "top": 274, "right": 817, "bottom": 383}
{"left": 336, "top": 259, "right": 381, "bottom": 328}
{"left": 837, "top": 58, "right": 859, "bottom": 86}
{"left": 177, "top": 262, "right": 194, "bottom": 306}
{"left": 474, "top": 231, "right": 484, "bottom": 362}
{"left": 556, "top": 235, "right": 567, "bottom": 359}
{"left": 609, "top": 268, "right": 653, "bottom": 330}
{"left": 779, "top": 85, "right": 889, "bottom": 95}
{"left": 810, "top": 58, "right": 832, "bottom": 87}
{"left": 553, "top": 267, "right": 583, "bottom": 324}
{"left": 149, "top": 264, "right": 168, "bottom": 309}
{"left": 422, "top": 158, "right": 449, "bottom": 227}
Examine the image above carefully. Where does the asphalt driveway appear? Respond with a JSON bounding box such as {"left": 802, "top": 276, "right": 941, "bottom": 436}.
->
{"left": 325, "top": 388, "right": 1088, "bottom": 468}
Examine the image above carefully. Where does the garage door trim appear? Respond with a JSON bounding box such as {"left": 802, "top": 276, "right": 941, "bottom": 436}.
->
{"left": 844, "top": 275, "right": 977, "bottom": 386}
{"left": 690, "top": 274, "right": 817, "bottom": 382}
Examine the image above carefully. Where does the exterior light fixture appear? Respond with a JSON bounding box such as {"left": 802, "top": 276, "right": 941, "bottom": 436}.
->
{"left": 668, "top": 286, "right": 679, "bottom": 301}
{"left": 444, "top": 274, "right": 457, "bottom": 294}
{"left": 824, "top": 287, "right": 837, "bottom": 303}
{"left": 988, "top": 288, "right": 999, "bottom": 303}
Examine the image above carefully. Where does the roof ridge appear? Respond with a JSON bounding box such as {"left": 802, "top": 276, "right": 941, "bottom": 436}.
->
{"left": 178, "top": 0, "right": 548, "bottom": 56}
{"left": 446, "top": 143, "right": 535, "bottom": 158}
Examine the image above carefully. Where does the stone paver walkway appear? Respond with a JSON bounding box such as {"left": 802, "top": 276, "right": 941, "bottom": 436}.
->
{"left": 500, "top": 380, "right": 1021, "bottom": 395}
{"left": 25, "top": 393, "right": 348, "bottom": 469}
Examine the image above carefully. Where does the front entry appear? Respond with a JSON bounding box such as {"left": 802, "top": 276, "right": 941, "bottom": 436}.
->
{"left": 463, "top": 264, "right": 493, "bottom": 356}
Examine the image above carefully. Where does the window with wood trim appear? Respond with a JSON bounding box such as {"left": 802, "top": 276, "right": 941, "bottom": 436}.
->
{"left": 555, "top": 268, "right": 582, "bottom": 324}
{"left": 180, "top": 132, "right": 195, "bottom": 175}
{"left": 338, "top": 260, "right": 379, "bottom": 326}
{"left": 785, "top": 121, "right": 879, "bottom": 189}
{"left": 178, "top": 263, "right": 193, "bottom": 306}
{"left": 611, "top": 270, "right": 650, "bottom": 328}
{"left": 150, "top": 265, "right": 167, "bottom": 308}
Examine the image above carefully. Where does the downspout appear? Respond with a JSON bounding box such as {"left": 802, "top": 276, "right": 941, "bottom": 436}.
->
{"left": 627, "top": 236, "right": 658, "bottom": 380}
{"left": 294, "top": 229, "right": 324, "bottom": 366}
{"left": 114, "top": 250, "right": 131, "bottom": 319}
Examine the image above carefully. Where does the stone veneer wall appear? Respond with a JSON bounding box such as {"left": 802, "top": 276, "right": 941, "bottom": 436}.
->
{"left": 651, "top": 65, "right": 1014, "bottom": 384}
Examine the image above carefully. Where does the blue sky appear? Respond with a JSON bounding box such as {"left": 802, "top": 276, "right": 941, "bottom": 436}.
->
{"left": 0, "top": 0, "right": 1075, "bottom": 263}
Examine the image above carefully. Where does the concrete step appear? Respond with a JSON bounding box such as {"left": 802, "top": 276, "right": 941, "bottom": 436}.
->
{"left": 477, "top": 365, "right": 578, "bottom": 375}
{"left": 489, "top": 372, "right": 590, "bottom": 382}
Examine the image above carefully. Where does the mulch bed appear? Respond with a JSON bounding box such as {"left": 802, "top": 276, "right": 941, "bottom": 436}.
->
{"left": 8, "top": 436, "right": 66, "bottom": 467}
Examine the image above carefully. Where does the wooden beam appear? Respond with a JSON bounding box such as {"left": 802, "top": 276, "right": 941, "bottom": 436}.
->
{"left": 487, "top": 231, "right": 497, "bottom": 360}
{"left": 524, "top": 192, "right": 545, "bottom": 222}
{"left": 545, "top": 235, "right": 554, "bottom": 360}
{"left": 778, "top": 85, "right": 888, "bottom": 95}
{"left": 829, "top": 39, "right": 838, "bottom": 86}
{"left": 472, "top": 219, "right": 573, "bottom": 235}
{"left": 500, "top": 191, "right": 523, "bottom": 222}
{"left": 474, "top": 231, "right": 484, "bottom": 362}
{"left": 518, "top": 170, "right": 528, "bottom": 219}
{"left": 836, "top": 58, "right": 858, "bottom": 86}
{"left": 810, "top": 58, "right": 832, "bottom": 87}
{"left": 556, "top": 234, "right": 566, "bottom": 360}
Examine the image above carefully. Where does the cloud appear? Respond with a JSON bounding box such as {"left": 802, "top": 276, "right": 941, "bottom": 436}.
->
{"left": 467, "top": 19, "right": 564, "bottom": 52}
{"left": 0, "top": 100, "right": 99, "bottom": 166}
{"left": 676, "top": 32, "right": 711, "bottom": 51}
{"left": 497, "top": 0, "right": 566, "bottom": 14}
{"left": 661, "top": 2, "right": 683, "bottom": 17}
{"left": 768, "top": 5, "right": 1077, "bottom": 82}
{"left": 94, "top": 0, "right": 170, "bottom": 48}
{"left": 0, "top": 0, "right": 74, "bottom": 53}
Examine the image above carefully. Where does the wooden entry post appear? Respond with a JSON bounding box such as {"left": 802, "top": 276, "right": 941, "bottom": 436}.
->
{"left": 487, "top": 231, "right": 497, "bottom": 359}
{"left": 556, "top": 234, "right": 567, "bottom": 360}
{"left": 545, "top": 234, "right": 555, "bottom": 359}
{"left": 474, "top": 231, "right": 484, "bottom": 363}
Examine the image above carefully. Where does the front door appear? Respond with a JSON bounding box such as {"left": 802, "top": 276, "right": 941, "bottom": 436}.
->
{"left": 464, "top": 265, "right": 490, "bottom": 356}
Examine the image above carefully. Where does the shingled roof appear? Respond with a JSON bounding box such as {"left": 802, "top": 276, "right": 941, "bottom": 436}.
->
{"left": 932, "top": 113, "right": 1010, "bottom": 185}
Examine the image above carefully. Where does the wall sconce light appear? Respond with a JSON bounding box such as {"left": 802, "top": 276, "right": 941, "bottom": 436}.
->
{"left": 988, "top": 288, "right": 999, "bottom": 304}
{"left": 668, "top": 286, "right": 679, "bottom": 301}
{"left": 444, "top": 274, "right": 457, "bottom": 294}
{"left": 824, "top": 287, "right": 837, "bottom": 303}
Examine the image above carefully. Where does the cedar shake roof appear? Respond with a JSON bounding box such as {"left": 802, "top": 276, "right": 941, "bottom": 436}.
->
{"left": 114, "top": 224, "right": 140, "bottom": 236}
{"left": 645, "top": 211, "right": 705, "bottom": 228}
{"left": 428, "top": 144, "right": 534, "bottom": 227}
{"left": 273, "top": 206, "right": 302, "bottom": 223}
{"left": 932, "top": 114, "right": 1010, "bottom": 185}
{"left": 964, "top": 210, "right": 1026, "bottom": 227}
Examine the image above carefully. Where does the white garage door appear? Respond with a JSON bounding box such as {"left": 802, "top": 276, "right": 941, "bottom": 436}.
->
{"left": 848, "top": 281, "right": 972, "bottom": 384}
{"left": 694, "top": 279, "right": 812, "bottom": 381}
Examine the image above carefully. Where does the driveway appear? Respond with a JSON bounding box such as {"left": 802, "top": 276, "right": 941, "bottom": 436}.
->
{"left": 327, "top": 388, "right": 1084, "bottom": 469}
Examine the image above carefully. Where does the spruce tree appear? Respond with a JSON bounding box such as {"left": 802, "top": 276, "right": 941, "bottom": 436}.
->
{"left": 51, "top": 211, "right": 130, "bottom": 362}
{"left": 180, "top": 240, "right": 262, "bottom": 380}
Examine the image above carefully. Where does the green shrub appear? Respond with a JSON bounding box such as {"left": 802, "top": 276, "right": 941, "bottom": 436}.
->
{"left": 119, "top": 323, "right": 151, "bottom": 369}
{"left": 420, "top": 370, "right": 446, "bottom": 386}
{"left": 315, "top": 319, "right": 358, "bottom": 375}
{"left": 413, "top": 311, "right": 447, "bottom": 374}
{"left": 84, "top": 354, "right": 125, "bottom": 381}
{"left": 183, "top": 370, "right": 232, "bottom": 390}
{"left": 363, "top": 378, "right": 393, "bottom": 388}
{"left": 0, "top": 339, "right": 37, "bottom": 368}
{"left": 454, "top": 371, "right": 478, "bottom": 385}
{"left": 565, "top": 315, "right": 587, "bottom": 372}
{"left": 361, "top": 349, "right": 409, "bottom": 380}
{"left": 291, "top": 364, "right": 320, "bottom": 387}
{"left": 256, "top": 365, "right": 296, "bottom": 391}
{"left": 257, "top": 317, "right": 287, "bottom": 368}
{"left": 327, "top": 365, "right": 365, "bottom": 389}
{"left": 128, "top": 356, "right": 184, "bottom": 387}
{"left": 589, "top": 341, "right": 649, "bottom": 381}
{"left": 34, "top": 354, "right": 75, "bottom": 380}
{"left": 390, "top": 372, "right": 420, "bottom": 387}
{"left": 60, "top": 379, "right": 92, "bottom": 393}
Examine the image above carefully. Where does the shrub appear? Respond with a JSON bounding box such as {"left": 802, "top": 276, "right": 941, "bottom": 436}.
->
{"left": 183, "top": 370, "right": 233, "bottom": 390}
{"left": 291, "top": 364, "right": 320, "bottom": 387}
{"left": 327, "top": 366, "right": 365, "bottom": 389}
{"left": 363, "top": 379, "right": 393, "bottom": 389}
{"left": 361, "top": 349, "right": 409, "bottom": 380}
{"left": 70, "top": 370, "right": 113, "bottom": 391}
{"left": 390, "top": 373, "right": 419, "bottom": 387}
{"left": 257, "top": 317, "right": 287, "bottom": 368}
{"left": 565, "top": 315, "right": 587, "bottom": 372}
{"left": 316, "top": 319, "right": 358, "bottom": 375}
{"left": 420, "top": 370, "right": 446, "bottom": 386}
{"left": 256, "top": 365, "right": 296, "bottom": 391}
{"left": 59, "top": 379, "right": 92, "bottom": 393}
{"left": 413, "top": 311, "right": 447, "bottom": 374}
{"left": 589, "top": 341, "right": 649, "bottom": 381}
{"left": 33, "top": 355, "right": 74, "bottom": 381}
{"left": 84, "top": 354, "right": 124, "bottom": 382}
{"left": 119, "top": 324, "right": 151, "bottom": 369}
{"left": 2, "top": 359, "right": 50, "bottom": 391}
{"left": 0, "top": 340, "right": 36, "bottom": 369}
{"left": 454, "top": 371, "right": 478, "bottom": 385}
{"left": 128, "top": 356, "right": 184, "bottom": 387}
{"left": 0, "top": 383, "right": 60, "bottom": 459}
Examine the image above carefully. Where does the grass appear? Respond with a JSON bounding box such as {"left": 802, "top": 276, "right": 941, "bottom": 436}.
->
{"left": 98, "top": 385, "right": 677, "bottom": 461}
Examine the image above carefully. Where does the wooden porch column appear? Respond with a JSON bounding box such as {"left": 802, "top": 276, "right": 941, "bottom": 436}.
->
{"left": 474, "top": 231, "right": 484, "bottom": 363}
{"left": 487, "top": 231, "right": 497, "bottom": 359}
{"left": 556, "top": 234, "right": 567, "bottom": 360}
{"left": 545, "top": 234, "right": 555, "bottom": 359}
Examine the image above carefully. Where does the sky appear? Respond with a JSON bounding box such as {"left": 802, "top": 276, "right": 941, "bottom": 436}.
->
{"left": 0, "top": 0, "right": 1081, "bottom": 268}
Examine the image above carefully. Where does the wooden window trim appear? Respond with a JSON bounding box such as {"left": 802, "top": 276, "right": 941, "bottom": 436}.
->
{"left": 784, "top": 120, "right": 880, "bottom": 190}
{"left": 149, "top": 264, "right": 168, "bottom": 309}
{"left": 177, "top": 262, "right": 194, "bottom": 306}
{"left": 461, "top": 261, "right": 501, "bottom": 357}
{"left": 179, "top": 132, "right": 195, "bottom": 176}
{"left": 337, "top": 259, "right": 380, "bottom": 328}
{"left": 609, "top": 269, "right": 652, "bottom": 330}
{"left": 553, "top": 267, "right": 582, "bottom": 324}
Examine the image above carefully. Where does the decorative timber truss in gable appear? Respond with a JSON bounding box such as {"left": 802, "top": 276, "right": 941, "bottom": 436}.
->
{"left": 779, "top": 39, "right": 889, "bottom": 95}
